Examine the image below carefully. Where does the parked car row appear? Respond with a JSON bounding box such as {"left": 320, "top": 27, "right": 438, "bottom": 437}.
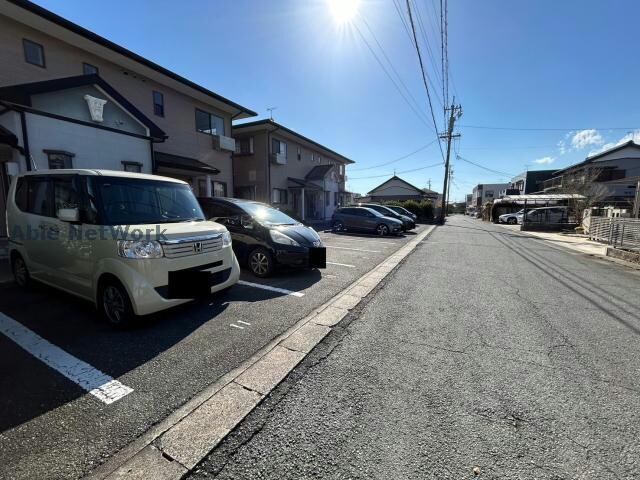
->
{"left": 6, "top": 169, "right": 326, "bottom": 327}
{"left": 330, "top": 203, "right": 417, "bottom": 236}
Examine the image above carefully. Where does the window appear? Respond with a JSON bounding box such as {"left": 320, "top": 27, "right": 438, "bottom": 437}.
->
{"left": 195, "top": 109, "right": 225, "bottom": 135}
{"left": 83, "top": 62, "right": 98, "bottom": 75}
{"left": 122, "top": 161, "right": 142, "bottom": 173}
{"left": 485, "top": 190, "right": 494, "bottom": 198}
{"left": 325, "top": 191, "right": 330, "bottom": 206}
{"left": 14, "top": 178, "right": 28, "bottom": 212}
{"left": 23, "top": 39, "right": 45, "bottom": 67}
{"left": 45, "top": 150, "right": 74, "bottom": 169}
{"left": 235, "top": 137, "right": 254, "bottom": 154}
{"left": 271, "top": 188, "right": 288, "bottom": 204}
{"left": 297, "top": 147, "right": 301, "bottom": 161}
{"left": 153, "top": 91, "right": 164, "bottom": 117}
{"left": 334, "top": 192, "right": 338, "bottom": 206}
{"left": 26, "top": 177, "right": 52, "bottom": 217}
{"left": 212, "top": 181, "right": 227, "bottom": 197}
{"left": 271, "top": 138, "right": 287, "bottom": 156}
{"left": 198, "top": 179, "right": 207, "bottom": 197}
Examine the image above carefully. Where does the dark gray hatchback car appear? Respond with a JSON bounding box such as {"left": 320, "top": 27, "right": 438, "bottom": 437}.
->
{"left": 331, "top": 207, "right": 403, "bottom": 236}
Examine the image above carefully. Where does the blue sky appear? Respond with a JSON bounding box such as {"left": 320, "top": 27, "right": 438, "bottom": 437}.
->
{"left": 35, "top": 0, "right": 640, "bottom": 201}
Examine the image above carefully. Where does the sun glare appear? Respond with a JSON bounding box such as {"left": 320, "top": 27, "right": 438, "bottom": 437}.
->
{"left": 328, "top": 0, "right": 360, "bottom": 24}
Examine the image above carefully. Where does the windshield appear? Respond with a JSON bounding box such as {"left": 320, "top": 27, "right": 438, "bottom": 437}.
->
{"left": 94, "top": 177, "right": 205, "bottom": 225}
{"left": 241, "top": 202, "right": 299, "bottom": 226}
{"left": 364, "top": 208, "right": 384, "bottom": 217}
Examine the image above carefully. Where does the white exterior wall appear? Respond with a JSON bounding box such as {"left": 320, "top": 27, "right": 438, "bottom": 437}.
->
{"left": 25, "top": 113, "right": 152, "bottom": 172}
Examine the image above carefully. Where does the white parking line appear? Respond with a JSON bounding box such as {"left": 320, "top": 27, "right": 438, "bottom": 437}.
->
{"left": 237, "top": 280, "right": 305, "bottom": 298}
{"left": 237, "top": 320, "right": 251, "bottom": 326}
{"left": 322, "top": 237, "right": 398, "bottom": 246}
{"left": 324, "top": 245, "right": 382, "bottom": 253}
{"left": 326, "top": 261, "right": 356, "bottom": 268}
{"left": 0, "top": 312, "right": 133, "bottom": 405}
{"left": 230, "top": 324, "right": 244, "bottom": 329}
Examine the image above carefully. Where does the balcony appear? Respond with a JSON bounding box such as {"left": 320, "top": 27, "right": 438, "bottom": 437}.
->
{"left": 270, "top": 152, "right": 287, "bottom": 165}
{"left": 542, "top": 176, "right": 563, "bottom": 191}
{"left": 212, "top": 134, "right": 236, "bottom": 152}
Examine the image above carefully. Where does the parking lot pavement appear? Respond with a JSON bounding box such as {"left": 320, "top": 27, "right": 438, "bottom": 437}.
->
{"left": 0, "top": 224, "right": 430, "bottom": 480}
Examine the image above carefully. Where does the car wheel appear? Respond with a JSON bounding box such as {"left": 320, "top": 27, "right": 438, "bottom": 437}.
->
{"left": 376, "top": 224, "right": 390, "bottom": 236}
{"left": 332, "top": 220, "right": 344, "bottom": 232}
{"left": 99, "top": 279, "right": 134, "bottom": 327}
{"left": 12, "top": 254, "right": 30, "bottom": 288}
{"left": 507, "top": 217, "right": 517, "bottom": 225}
{"left": 248, "top": 247, "right": 274, "bottom": 278}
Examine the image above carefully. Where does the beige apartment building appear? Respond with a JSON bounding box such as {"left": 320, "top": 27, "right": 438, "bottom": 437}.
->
{"left": 232, "top": 120, "right": 354, "bottom": 221}
{"left": 0, "top": 0, "right": 256, "bottom": 237}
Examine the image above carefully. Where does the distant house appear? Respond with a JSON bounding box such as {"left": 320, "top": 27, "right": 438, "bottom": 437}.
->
{"left": 366, "top": 176, "right": 439, "bottom": 202}
{"left": 470, "top": 183, "right": 508, "bottom": 210}
{"left": 541, "top": 140, "right": 640, "bottom": 205}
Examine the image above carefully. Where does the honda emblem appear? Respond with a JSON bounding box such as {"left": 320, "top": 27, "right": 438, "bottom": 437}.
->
{"left": 193, "top": 241, "right": 203, "bottom": 253}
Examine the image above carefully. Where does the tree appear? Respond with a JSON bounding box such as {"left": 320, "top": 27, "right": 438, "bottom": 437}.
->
{"left": 558, "top": 168, "right": 609, "bottom": 223}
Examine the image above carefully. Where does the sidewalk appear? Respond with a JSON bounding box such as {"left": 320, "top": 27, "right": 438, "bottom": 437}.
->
{"left": 497, "top": 224, "right": 607, "bottom": 256}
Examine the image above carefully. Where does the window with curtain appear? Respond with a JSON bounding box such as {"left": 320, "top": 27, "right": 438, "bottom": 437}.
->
{"left": 195, "top": 109, "right": 225, "bottom": 135}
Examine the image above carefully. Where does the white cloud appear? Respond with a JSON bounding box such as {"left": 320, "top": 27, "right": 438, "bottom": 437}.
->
{"left": 570, "top": 129, "right": 604, "bottom": 150}
{"left": 534, "top": 156, "right": 555, "bottom": 165}
{"left": 587, "top": 129, "right": 640, "bottom": 156}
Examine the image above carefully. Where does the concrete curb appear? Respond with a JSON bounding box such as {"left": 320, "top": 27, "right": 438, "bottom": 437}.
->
{"left": 85, "top": 225, "right": 437, "bottom": 480}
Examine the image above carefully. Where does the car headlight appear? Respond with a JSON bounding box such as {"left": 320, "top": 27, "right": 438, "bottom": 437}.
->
{"left": 117, "top": 240, "right": 163, "bottom": 259}
{"left": 222, "top": 230, "right": 232, "bottom": 247}
{"left": 270, "top": 229, "right": 299, "bottom": 246}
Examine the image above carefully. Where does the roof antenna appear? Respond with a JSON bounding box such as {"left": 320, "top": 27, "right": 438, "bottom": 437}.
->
{"left": 267, "top": 107, "right": 277, "bottom": 120}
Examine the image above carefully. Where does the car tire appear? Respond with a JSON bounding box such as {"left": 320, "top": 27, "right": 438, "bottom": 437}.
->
{"left": 12, "top": 253, "right": 31, "bottom": 289}
{"left": 332, "top": 220, "right": 345, "bottom": 232}
{"left": 248, "top": 247, "right": 274, "bottom": 278}
{"left": 376, "top": 224, "right": 390, "bottom": 236}
{"left": 98, "top": 279, "right": 135, "bottom": 328}
{"left": 507, "top": 217, "right": 517, "bottom": 225}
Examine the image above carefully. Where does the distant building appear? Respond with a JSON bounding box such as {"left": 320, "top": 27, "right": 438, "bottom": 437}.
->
{"left": 366, "top": 175, "right": 439, "bottom": 202}
{"left": 470, "top": 183, "right": 508, "bottom": 210}
{"left": 499, "top": 169, "right": 557, "bottom": 196}
{"left": 541, "top": 140, "right": 640, "bottom": 205}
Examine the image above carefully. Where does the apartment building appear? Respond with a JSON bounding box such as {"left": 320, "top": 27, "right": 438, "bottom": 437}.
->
{"left": 0, "top": 0, "right": 256, "bottom": 236}
{"left": 232, "top": 120, "right": 354, "bottom": 221}
{"left": 470, "top": 183, "right": 508, "bottom": 210}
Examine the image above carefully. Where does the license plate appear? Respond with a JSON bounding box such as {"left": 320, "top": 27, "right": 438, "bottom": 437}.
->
{"left": 309, "top": 247, "right": 326, "bottom": 268}
{"left": 168, "top": 270, "right": 212, "bottom": 298}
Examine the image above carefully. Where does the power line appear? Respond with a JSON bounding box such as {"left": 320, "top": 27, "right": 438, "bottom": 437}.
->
{"left": 456, "top": 154, "right": 516, "bottom": 177}
{"left": 360, "top": 15, "right": 434, "bottom": 124}
{"left": 459, "top": 124, "right": 640, "bottom": 132}
{"left": 411, "top": 0, "right": 444, "bottom": 107}
{"left": 349, "top": 162, "right": 444, "bottom": 180}
{"left": 350, "top": 139, "right": 439, "bottom": 171}
{"left": 353, "top": 20, "right": 433, "bottom": 130}
{"left": 405, "top": 0, "right": 445, "bottom": 160}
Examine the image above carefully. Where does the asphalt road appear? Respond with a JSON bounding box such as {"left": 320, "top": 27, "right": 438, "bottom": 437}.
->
{"left": 189, "top": 215, "right": 640, "bottom": 479}
{"left": 0, "top": 226, "right": 427, "bottom": 480}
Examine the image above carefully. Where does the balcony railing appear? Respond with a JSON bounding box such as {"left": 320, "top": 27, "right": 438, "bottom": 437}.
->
{"left": 542, "top": 176, "right": 563, "bottom": 190}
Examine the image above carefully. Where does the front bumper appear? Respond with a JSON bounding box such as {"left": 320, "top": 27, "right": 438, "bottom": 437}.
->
{"left": 97, "top": 247, "right": 240, "bottom": 316}
{"left": 275, "top": 246, "right": 326, "bottom": 269}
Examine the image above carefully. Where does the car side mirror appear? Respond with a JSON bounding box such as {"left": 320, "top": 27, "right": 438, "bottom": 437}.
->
{"left": 57, "top": 207, "right": 80, "bottom": 223}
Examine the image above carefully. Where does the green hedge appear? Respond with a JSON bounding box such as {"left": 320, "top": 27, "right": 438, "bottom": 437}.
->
{"left": 383, "top": 199, "right": 434, "bottom": 219}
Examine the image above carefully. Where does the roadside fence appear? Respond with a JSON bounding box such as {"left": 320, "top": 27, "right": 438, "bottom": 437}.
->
{"left": 589, "top": 217, "right": 640, "bottom": 250}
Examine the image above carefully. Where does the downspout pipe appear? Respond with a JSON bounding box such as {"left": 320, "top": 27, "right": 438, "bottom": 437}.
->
{"left": 266, "top": 122, "right": 281, "bottom": 205}
{"left": 19, "top": 110, "right": 31, "bottom": 172}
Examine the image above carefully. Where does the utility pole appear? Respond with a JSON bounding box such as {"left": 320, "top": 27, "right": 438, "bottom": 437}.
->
{"left": 427, "top": 178, "right": 432, "bottom": 190}
{"left": 439, "top": 99, "right": 462, "bottom": 224}
{"left": 445, "top": 166, "right": 453, "bottom": 215}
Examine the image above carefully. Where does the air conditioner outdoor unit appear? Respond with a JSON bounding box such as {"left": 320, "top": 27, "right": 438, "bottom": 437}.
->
{"left": 212, "top": 134, "right": 236, "bottom": 152}
{"left": 270, "top": 153, "right": 287, "bottom": 165}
